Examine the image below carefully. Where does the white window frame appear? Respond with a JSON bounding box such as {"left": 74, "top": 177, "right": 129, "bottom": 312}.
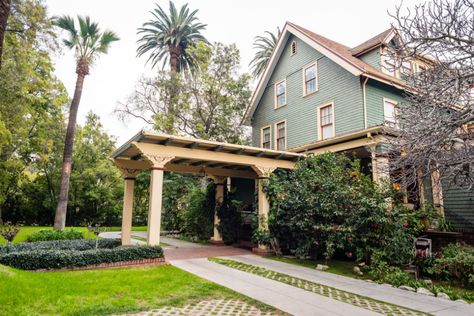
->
{"left": 290, "top": 41, "right": 297, "bottom": 56}
{"left": 383, "top": 97, "right": 398, "bottom": 128}
{"left": 274, "top": 120, "right": 287, "bottom": 151}
{"left": 317, "top": 102, "right": 335, "bottom": 141}
{"left": 274, "top": 79, "right": 287, "bottom": 109}
{"left": 303, "top": 61, "right": 318, "bottom": 96}
{"left": 260, "top": 125, "right": 271, "bottom": 149}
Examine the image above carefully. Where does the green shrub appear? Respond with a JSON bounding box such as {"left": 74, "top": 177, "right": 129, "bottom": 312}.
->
{"left": 179, "top": 182, "right": 215, "bottom": 241}
{"left": 26, "top": 229, "right": 84, "bottom": 242}
{"left": 0, "top": 245, "right": 163, "bottom": 270}
{"left": 430, "top": 243, "right": 474, "bottom": 287}
{"left": 264, "top": 153, "right": 417, "bottom": 263}
{"left": 0, "top": 238, "right": 120, "bottom": 254}
{"left": 368, "top": 251, "right": 412, "bottom": 286}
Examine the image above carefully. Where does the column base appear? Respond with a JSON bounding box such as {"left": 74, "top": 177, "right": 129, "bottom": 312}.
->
{"left": 252, "top": 247, "right": 275, "bottom": 257}
{"left": 210, "top": 239, "right": 225, "bottom": 246}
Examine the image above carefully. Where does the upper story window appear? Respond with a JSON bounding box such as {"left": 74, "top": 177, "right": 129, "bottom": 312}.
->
{"left": 304, "top": 63, "right": 318, "bottom": 95}
{"left": 383, "top": 98, "right": 398, "bottom": 127}
{"left": 401, "top": 60, "right": 412, "bottom": 76}
{"left": 275, "top": 121, "right": 286, "bottom": 150}
{"left": 275, "top": 79, "right": 286, "bottom": 108}
{"left": 291, "top": 41, "right": 297, "bottom": 55}
{"left": 261, "top": 126, "right": 271, "bottom": 149}
{"left": 319, "top": 103, "right": 334, "bottom": 140}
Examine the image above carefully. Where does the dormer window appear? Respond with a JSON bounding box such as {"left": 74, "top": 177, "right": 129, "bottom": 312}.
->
{"left": 291, "top": 41, "right": 297, "bottom": 55}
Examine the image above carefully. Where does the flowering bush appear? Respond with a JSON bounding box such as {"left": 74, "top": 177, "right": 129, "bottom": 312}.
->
{"left": 264, "top": 153, "right": 416, "bottom": 264}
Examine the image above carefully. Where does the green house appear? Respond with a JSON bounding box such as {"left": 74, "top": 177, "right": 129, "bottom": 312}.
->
{"left": 243, "top": 22, "right": 474, "bottom": 232}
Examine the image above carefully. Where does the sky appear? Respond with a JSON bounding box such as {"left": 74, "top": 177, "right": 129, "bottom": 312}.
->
{"left": 45, "top": 0, "right": 422, "bottom": 144}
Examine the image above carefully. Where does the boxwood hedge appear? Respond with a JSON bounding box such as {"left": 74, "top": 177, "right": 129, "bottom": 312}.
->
{"left": 0, "top": 245, "right": 164, "bottom": 270}
{"left": 25, "top": 229, "right": 85, "bottom": 242}
{"left": 0, "top": 238, "right": 120, "bottom": 254}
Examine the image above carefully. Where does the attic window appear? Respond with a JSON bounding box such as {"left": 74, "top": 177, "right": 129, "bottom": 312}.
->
{"left": 291, "top": 41, "right": 297, "bottom": 55}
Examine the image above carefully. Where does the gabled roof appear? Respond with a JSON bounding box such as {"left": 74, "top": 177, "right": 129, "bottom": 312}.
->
{"left": 243, "top": 22, "right": 408, "bottom": 125}
{"left": 350, "top": 28, "right": 396, "bottom": 56}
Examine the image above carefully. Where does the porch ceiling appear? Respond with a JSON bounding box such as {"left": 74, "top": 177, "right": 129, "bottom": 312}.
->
{"left": 111, "top": 131, "right": 303, "bottom": 179}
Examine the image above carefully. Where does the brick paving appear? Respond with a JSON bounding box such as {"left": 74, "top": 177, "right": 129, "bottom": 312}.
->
{"left": 164, "top": 245, "right": 251, "bottom": 260}
{"left": 115, "top": 299, "right": 280, "bottom": 316}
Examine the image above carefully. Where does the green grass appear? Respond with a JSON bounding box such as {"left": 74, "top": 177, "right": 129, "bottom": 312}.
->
{"left": 0, "top": 264, "right": 274, "bottom": 316}
{"left": 0, "top": 226, "right": 94, "bottom": 245}
{"left": 108, "top": 226, "right": 148, "bottom": 232}
{"left": 268, "top": 256, "right": 368, "bottom": 279}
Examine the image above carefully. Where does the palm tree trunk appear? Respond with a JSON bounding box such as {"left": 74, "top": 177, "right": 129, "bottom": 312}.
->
{"left": 0, "top": 0, "right": 12, "bottom": 70}
{"left": 169, "top": 44, "right": 180, "bottom": 74}
{"left": 54, "top": 65, "right": 87, "bottom": 230}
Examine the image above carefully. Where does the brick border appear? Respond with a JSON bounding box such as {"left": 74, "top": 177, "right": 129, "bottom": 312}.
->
{"left": 35, "top": 257, "right": 169, "bottom": 272}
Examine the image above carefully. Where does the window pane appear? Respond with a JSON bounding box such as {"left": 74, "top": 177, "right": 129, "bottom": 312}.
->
{"left": 305, "top": 65, "right": 316, "bottom": 80}
{"left": 276, "top": 122, "right": 286, "bottom": 150}
{"left": 322, "top": 125, "right": 334, "bottom": 139}
{"left": 277, "top": 82, "right": 285, "bottom": 94}
{"left": 276, "top": 82, "right": 286, "bottom": 106}
{"left": 384, "top": 101, "right": 396, "bottom": 124}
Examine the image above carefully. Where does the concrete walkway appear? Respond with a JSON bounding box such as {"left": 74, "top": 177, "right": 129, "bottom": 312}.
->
{"left": 172, "top": 257, "right": 378, "bottom": 316}
{"left": 220, "top": 255, "right": 474, "bottom": 316}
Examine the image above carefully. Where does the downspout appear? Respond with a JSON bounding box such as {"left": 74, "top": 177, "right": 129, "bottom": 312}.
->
{"left": 362, "top": 76, "right": 369, "bottom": 129}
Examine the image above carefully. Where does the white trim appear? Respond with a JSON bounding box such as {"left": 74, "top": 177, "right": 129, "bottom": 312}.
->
{"left": 302, "top": 61, "right": 319, "bottom": 96}
{"left": 316, "top": 101, "right": 336, "bottom": 141}
{"left": 274, "top": 79, "right": 287, "bottom": 109}
{"left": 383, "top": 97, "right": 398, "bottom": 128}
{"left": 274, "top": 120, "right": 287, "bottom": 151}
{"left": 290, "top": 40, "right": 297, "bottom": 56}
{"left": 362, "top": 77, "right": 369, "bottom": 128}
{"left": 260, "top": 125, "right": 272, "bottom": 149}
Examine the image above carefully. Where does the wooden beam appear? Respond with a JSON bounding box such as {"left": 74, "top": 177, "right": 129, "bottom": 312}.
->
{"left": 307, "top": 137, "right": 378, "bottom": 155}
{"left": 186, "top": 142, "right": 198, "bottom": 149}
{"left": 161, "top": 138, "right": 172, "bottom": 145}
{"left": 133, "top": 142, "right": 296, "bottom": 170}
{"left": 213, "top": 145, "right": 224, "bottom": 152}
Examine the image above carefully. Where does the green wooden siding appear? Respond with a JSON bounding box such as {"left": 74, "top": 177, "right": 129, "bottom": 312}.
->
{"left": 251, "top": 35, "right": 364, "bottom": 149}
{"left": 443, "top": 182, "right": 474, "bottom": 232}
{"left": 358, "top": 49, "right": 381, "bottom": 69}
{"left": 365, "top": 79, "right": 405, "bottom": 127}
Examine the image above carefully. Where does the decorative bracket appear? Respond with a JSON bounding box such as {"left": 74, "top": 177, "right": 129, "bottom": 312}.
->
{"left": 252, "top": 165, "right": 277, "bottom": 178}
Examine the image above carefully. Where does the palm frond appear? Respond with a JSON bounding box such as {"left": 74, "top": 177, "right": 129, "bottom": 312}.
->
{"left": 249, "top": 27, "right": 282, "bottom": 78}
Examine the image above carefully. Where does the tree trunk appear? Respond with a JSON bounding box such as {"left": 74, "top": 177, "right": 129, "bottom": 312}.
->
{"left": 0, "top": 0, "right": 12, "bottom": 70}
{"left": 169, "top": 44, "right": 180, "bottom": 74}
{"left": 54, "top": 59, "right": 89, "bottom": 230}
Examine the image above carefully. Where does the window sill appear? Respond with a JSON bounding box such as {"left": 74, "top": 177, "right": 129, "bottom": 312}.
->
{"left": 303, "top": 90, "right": 318, "bottom": 98}
{"left": 274, "top": 104, "right": 287, "bottom": 110}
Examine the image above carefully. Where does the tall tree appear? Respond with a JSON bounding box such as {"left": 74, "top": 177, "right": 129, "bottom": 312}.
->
{"left": 249, "top": 27, "right": 281, "bottom": 78}
{"left": 53, "top": 15, "right": 119, "bottom": 230}
{"left": 137, "top": 1, "right": 207, "bottom": 74}
{"left": 0, "top": 0, "right": 12, "bottom": 69}
{"left": 389, "top": 0, "right": 474, "bottom": 188}
{"left": 117, "top": 42, "right": 251, "bottom": 144}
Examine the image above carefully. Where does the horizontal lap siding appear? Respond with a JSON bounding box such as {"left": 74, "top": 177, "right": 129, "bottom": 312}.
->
{"left": 252, "top": 35, "right": 364, "bottom": 149}
{"left": 358, "top": 49, "right": 381, "bottom": 69}
{"left": 442, "top": 182, "right": 474, "bottom": 231}
{"left": 365, "top": 79, "right": 405, "bottom": 127}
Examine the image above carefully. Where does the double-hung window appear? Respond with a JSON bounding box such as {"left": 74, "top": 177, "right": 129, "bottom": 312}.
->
{"left": 319, "top": 104, "right": 334, "bottom": 140}
{"left": 275, "top": 121, "right": 286, "bottom": 150}
{"left": 383, "top": 99, "right": 398, "bottom": 127}
{"left": 261, "top": 126, "right": 271, "bottom": 149}
{"left": 275, "top": 80, "right": 286, "bottom": 108}
{"left": 304, "top": 63, "right": 318, "bottom": 95}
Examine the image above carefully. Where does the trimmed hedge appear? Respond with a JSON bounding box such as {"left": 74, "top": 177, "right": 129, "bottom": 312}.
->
{"left": 0, "top": 238, "right": 120, "bottom": 254}
{"left": 0, "top": 245, "right": 164, "bottom": 270}
{"left": 25, "top": 229, "right": 84, "bottom": 242}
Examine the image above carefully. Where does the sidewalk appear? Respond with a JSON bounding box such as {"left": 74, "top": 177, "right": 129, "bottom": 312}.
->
{"left": 172, "top": 257, "right": 379, "bottom": 316}
{"left": 224, "top": 255, "right": 474, "bottom": 316}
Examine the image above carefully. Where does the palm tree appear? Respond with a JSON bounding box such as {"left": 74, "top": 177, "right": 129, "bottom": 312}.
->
{"left": 137, "top": 1, "right": 207, "bottom": 74}
{"left": 0, "top": 0, "right": 12, "bottom": 70}
{"left": 249, "top": 28, "right": 281, "bottom": 78}
{"left": 53, "top": 15, "right": 119, "bottom": 230}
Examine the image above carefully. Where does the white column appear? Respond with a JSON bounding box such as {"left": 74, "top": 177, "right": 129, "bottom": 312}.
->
{"left": 431, "top": 169, "right": 445, "bottom": 216}
{"left": 147, "top": 167, "right": 164, "bottom": 246}
{"left": 121, "top": 177, "right": 135, "bottom": 246}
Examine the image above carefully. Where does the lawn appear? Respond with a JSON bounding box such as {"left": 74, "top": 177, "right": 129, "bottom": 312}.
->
{"left": 0, "top": 263, "right": 273, "bottom": 316}
{"left": 0, "top": 226, "right": 148, "bottom": 245}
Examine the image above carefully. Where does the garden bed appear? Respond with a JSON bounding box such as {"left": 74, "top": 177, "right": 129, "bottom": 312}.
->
{"left": 0, "top": 238, "right": 164, "bottom": 271}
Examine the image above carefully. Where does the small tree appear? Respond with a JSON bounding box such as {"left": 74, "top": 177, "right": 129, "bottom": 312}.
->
{"left": 0, "top": 221, "right": 19, "bottom": 245}
{"left": 389, "top": 0, "right": 474, "bottom": 188}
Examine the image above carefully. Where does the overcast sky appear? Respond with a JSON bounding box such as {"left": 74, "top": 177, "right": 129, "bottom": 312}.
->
{"left": 45, "top": 0, "right": 421, "bottom": 144}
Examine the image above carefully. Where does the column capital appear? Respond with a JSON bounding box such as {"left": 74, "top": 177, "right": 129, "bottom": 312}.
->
{"left": 143, "top": 154, "right": 175, "bottom": 168}
{"left": 118, "top": 167, "right": 141, "bottom": 178}
{"left": 252, "top": 165, "right": 277, "bottom": 178}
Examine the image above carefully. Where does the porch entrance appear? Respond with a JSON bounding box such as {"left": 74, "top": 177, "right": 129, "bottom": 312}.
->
{"left": 111, "top": 131, "right": 302, "bottom": 253}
